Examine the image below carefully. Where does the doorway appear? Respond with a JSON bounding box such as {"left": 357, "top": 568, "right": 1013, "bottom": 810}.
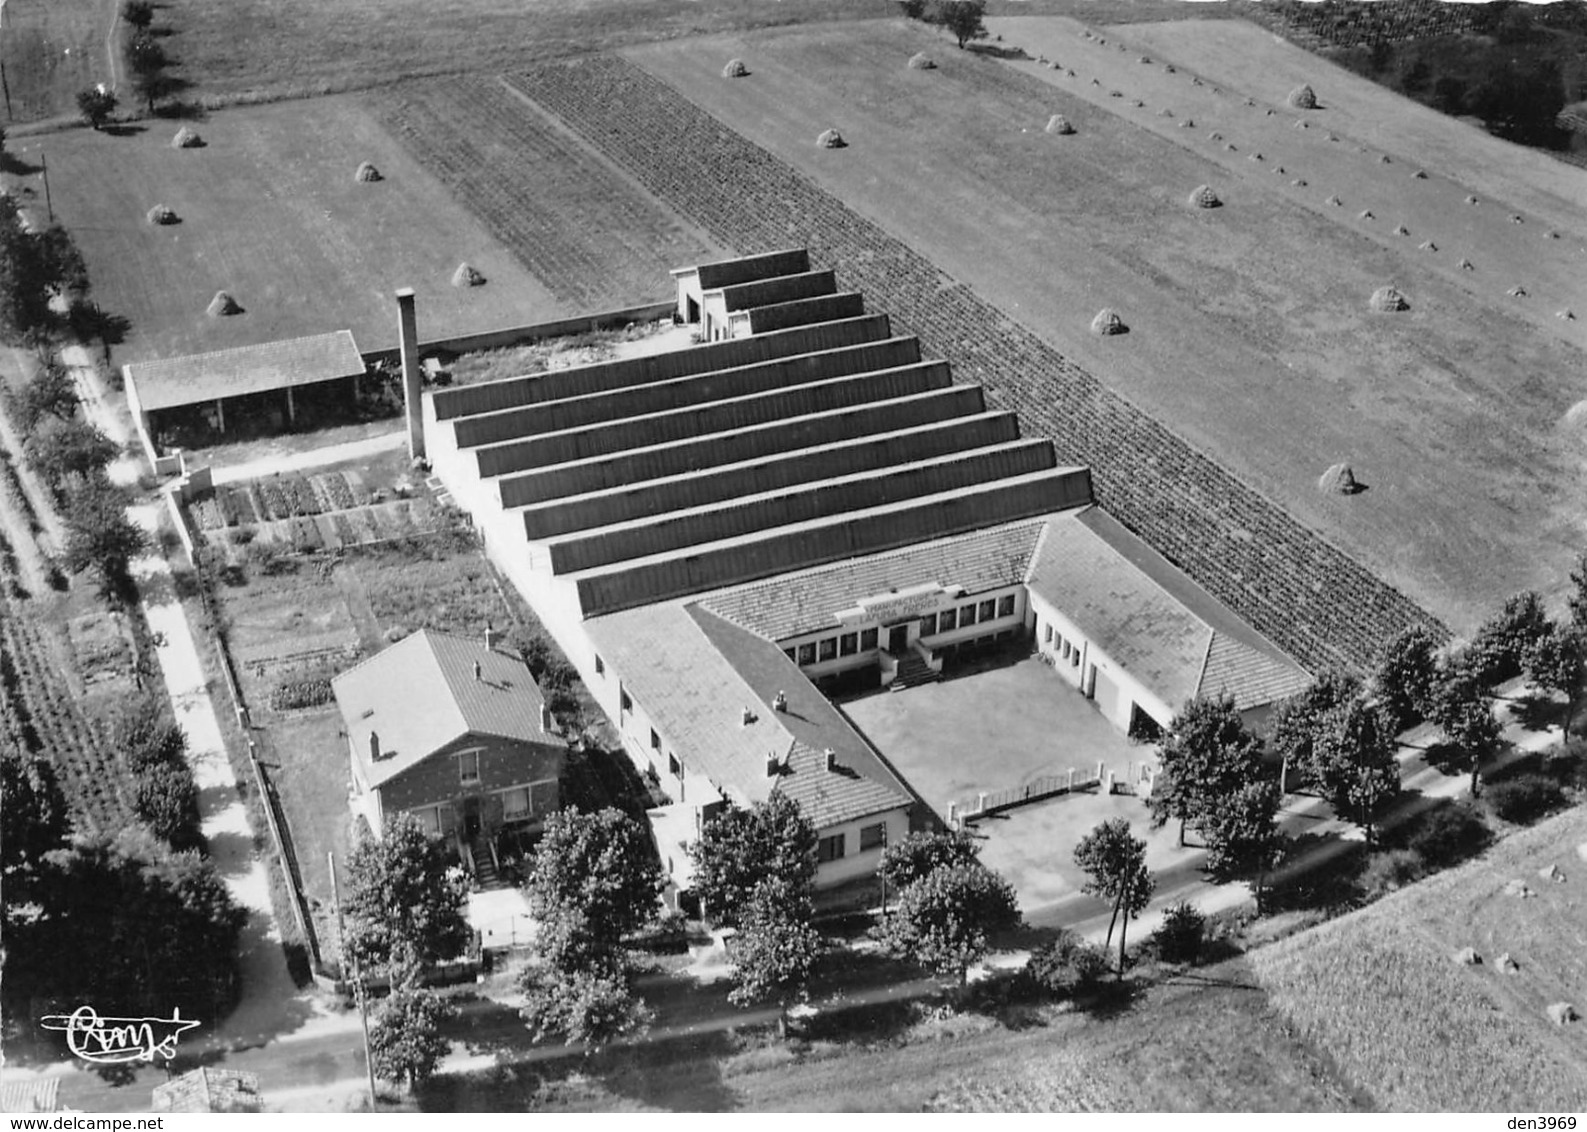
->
{"left": 887, "top": 624, "right": 909, "bottom": 653}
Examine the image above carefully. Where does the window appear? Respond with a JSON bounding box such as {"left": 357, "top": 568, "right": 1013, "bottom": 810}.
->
{"left": 919, "top": 613, "right": 937, "bottom": 637}
{"left": 414, "top": 806, "right": 442, "bottom": 835}
{"left": 860, "top": 628, "right": 879, "bottom": 651}
{"left": 501, "top": 786, "right": 530, "bottom": 820}
{"left": 939, "top": 608, "right": 957, "bottom": 632}
{"left": 1043, "top": 623, "right": 1053, "bottom": 644}
{"left": 997, "top": 594, "right": 1016, "bottom": 618}
{"left": 650, "top": 729, "right": 661, "bottom": 751}
{"left": 459, "top": 749, "right": 480, "bottom": 785}
{"left": 819, "top": 637, "right": 837, "bottom": 662}
{"left": 839, "top": 632, "right": 858, "bottom": 656}
{"left": 979, "top": 599, "right": 996, "bottom": 623}
{"left": 668, "top": 753, "right": 682, "bottom": 778}
{"left": 620, "top": 687, "right": 632, "bottom": 714}
{"left": 859, "top": 822, "right": 886, "bottom": 851}
{"left": 594, "top": 654, "right": 605, "bottom": 676}
{"left": 798, "top": 642, "right": 817, "bottom": 666}
{"left": 817, "top": 833, "right": 846, "bottom": 863}
{"left": 960, "top": 603, "right": 977, "bottom": 627}
{"left": 1061, "top": 638, "right": 1071, "bottom": 660}
{"left": 784, "top": 647, "right": 797, "bottom": 663}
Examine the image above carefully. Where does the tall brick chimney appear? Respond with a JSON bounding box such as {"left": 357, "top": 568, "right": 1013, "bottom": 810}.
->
{"left": 396, "top": 287, "right": 425, "bottom": 461}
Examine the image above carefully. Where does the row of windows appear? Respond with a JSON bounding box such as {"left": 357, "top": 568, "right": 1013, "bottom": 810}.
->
{"left": 783, "top": 594, "right": 1019, "bottom": 668}
{"left": 816, "top": 822, "right": 888, "bottom": 863}
{"left": 1041, "top": 622, "right": 1083, "bottom": 668}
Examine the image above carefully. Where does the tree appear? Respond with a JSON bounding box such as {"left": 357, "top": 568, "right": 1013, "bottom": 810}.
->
{"left": 1374, "top": 624, "right": 1441, "bottom": 732}
{"left": 76, "top": 87, "right": 118, "bottom": 130}
{"left": 133, "top": 760, "right": 203, "bottom": 851}
{"left": 344, "top": 812, "right": 471, "bottom": 981}
{"left": 126, "top": 32, "right": 171, "bottom": 113}
{"left": 1569, "top": 552, "right": 1587, "bottom": 636}
{"left": 0, "top": 746, "right": 71, "bottom": 902}
{"left": 1431, "top": 75, "right": 1468, "bottom": 115}
{"left": 1073, "top": 818, "right": 1154, "bottom": 977}
{"left": 689, "top": 792, "right": 816, "bottom": 928}
{"left": 121, "top": 0, "right": 154, "bottom": 29}
{"left": 1147, "top": 695, "right": 1265, "bottom": 845}
{"left": 1431, "top": 652, "right": 1503, "bottom": 796}
{"left": 13, "top": 358, "right": 82, "bottom": 432}
{"left": 62, "top": 481, "right": 149, "bottom": 603}
{"left": 108, "top": 693, "right": 188, "bottom": 773}
{"left": 519, "top": 963, "right": 650, "bottom": 1052}
{"left": 369, "top": 987, "right": 454, "bottom": 1088}
{"left": 1311, "top": 697, "right": 1401, "bottom": 844}
{"left": 0, "top": 199, "right": 82, "bottom": 342}
{"left": 898, "top": 0, "right": 929, "bottom": 18}
{"left": 929, "top": 0, "right": 988, "bottom": 49}
{"left": 25, "top": 418, "right": 118, "bottom": 493}
{"left": 1269, "top": 670, "right": 1361, "bottom": 790}
{"left": 881, "top": 862, "right": 1020, "bottom": 986}
{"left": 878, "top": 827, "right": 980, "bottom": 892}
{"left": 525, "top": 807, "right": 659, "bottom": 965}
{"left": 1467, "top": 591, "right": 1550, "bottom": 688}
{"left": 726, "top": 878, "right": 823, "bottom": 1037}
{"left": 1525, "top": 623, "right": 1585, "bottom": 739}
{"left": 1199, "top": 778, "right": 1284, "bottom": 912}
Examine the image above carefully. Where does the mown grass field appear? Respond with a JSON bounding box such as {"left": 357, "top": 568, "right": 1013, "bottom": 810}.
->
{"left": 0, "top": 0, "right": 116, "bottom": 123}
{"left": 3, "top": 96, "right": 563, "bottom": 365}
{"left": 1249, "top": 805, "right": 1587, "bottom": 1111}
{"left": 622, "top": 18, "right": 1587, "bottom": 634}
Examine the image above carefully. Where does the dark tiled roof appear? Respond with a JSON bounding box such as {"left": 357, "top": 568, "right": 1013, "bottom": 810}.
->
{"left": 333, "top": 629, "right": 560, "bottom": 788}
{"left": 126, "top": 330, "right": 363, "bottom": 412}
{"left": 698, "top": 519, "right": 1049, "bottom": 641}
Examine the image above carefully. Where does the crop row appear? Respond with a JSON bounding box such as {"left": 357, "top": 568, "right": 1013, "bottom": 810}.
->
{"left": 366, "top": 77, "right": 706, "bottom": 311}
{"left": 1246, "top": 0, "right": 1483, "bottom": 49}
{"left": 193, "top": 474, "right": 365, "bottom": 531}
{"left": 507, "top": 57, "right": 1444, "bottom": 673}
{"left": 0, "top": 606, "right": 130, "bottom": 832}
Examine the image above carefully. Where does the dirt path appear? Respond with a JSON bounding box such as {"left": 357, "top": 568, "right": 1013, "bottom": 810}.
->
{"left": 209, "top": 430, "right": 406, "bottom": 486}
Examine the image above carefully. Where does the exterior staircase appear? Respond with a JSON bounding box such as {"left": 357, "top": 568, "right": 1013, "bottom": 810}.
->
{"left": 470, "top": 833, "right": 506, "bottom": 891}
{"left": 890, "top": 649, "right": 940, "bottom": 691}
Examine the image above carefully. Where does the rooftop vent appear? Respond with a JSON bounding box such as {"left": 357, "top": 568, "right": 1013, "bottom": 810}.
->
{"left": 369, "top": 731, "right": 382, "bottom": 761}
{"left": 540, "top": 703, "right": 553, "bottom": 733}
{"left": 742, "top": 705, "right": 757, "bottom": 727}
{"left": 766, "top": 753, "right": 782, "bottom": 778}
{"left": 473, "top": 660, "right": 483, "bottom": 681}
{"left": 773, "top": 690, "right": 788, "bottom": 713}
{"left": 484, "top": 620, "right": 496, "bottom": 652}
{"left": 824, "top": 748, "right": 837, "bottom": 772}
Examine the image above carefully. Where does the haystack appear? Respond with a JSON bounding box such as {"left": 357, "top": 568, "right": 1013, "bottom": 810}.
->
{"left": 1177, "top": 119, "right": 1193, "bottom": 129}
{"left": 451, "top": 262, "right": 485, "bottom": 288}
{"left": 1378, "top": 153, "right": 1391, "bottom": 164}
{"left": 1287, "top": 83, "right": 1318, "bottom": 109}
{"left": 1187, "top": 184, "right": 1221, "bottom": 209}
{"left": 1508, "top": 285, "right": 1528, "bottom": 298}
{"left": 1248, "top": 152, "right": 1263, "bottom": 162}
{"left": 1420, "top": 241, "right": 1437, "bottom": 252}
{"left": 1317, "top": 463, "right": 1358, "bottom": 493}
{"left": 1325, "top": 195, "right": 1342, "bottom": 206}
{"left": 1244, "top": 97, "right": 1256, "bottom": 107}
{"left": 1208, "top": 131, "right": 1222, "bottom": 141}
{"left": 1359, "top": 209, "right": 1374, "bottom": 220}
{"left": 1109, "top": 89, "right": 1123, "bottom": 98}
{"left": 172, "top": 126, "right": 204, "bottom": 149}
{"left": 1138, "top": 55, "right": 1151, "bottom": 64}
{"left": 146, "top": 204, "right": 178, "bottom": 225}
{"left": 354, "top": 161, "right": 382, "bottom": 183}
{"left": 1224, "top": 142, "right": 1238, "bottom": 152}
{"left": 1326, "top": 133, "right": 1339, "bottom": 142}
{"left": 1546, "top": 230, "right": 1561, "bottom": 239}
{"left": 1559, "top": 309, "right": 1577, "bottom": 321}
{"left": 907, "top": 52, "right": 937, "bottom": 70}
{"left": 1089, "top": 308, "right": 1127, "bottom": 336}
{"left": 816, "top": 128, "right": 846, "bottom": 149}
{"left": 1131, "top": 99, "right": 1144, "bottom": 108}
{"left": 1412, "top": 169, "right": 1428, "bottom": 179}
{"left": 1290, "top": 178, "right": 1307, "bottom": 187}
{"left": 722, "top": 58, "right": 749, "bottom": 78}
{"left": 1538, "top": 864, "right": 1565, "bottom": 883}
{"left": 1459, "top": 258, "right": 1474, "bottom": 270}
{"left": 1510, "top": 214, "right": 1524, "bottom": 224}
{"left": 1265, "top": 108, "right": 1274, "bottom": 116}
{"left": 1295, "top": 119, "right": 1309, "bottom": 129}
{"left": 1157, "top": 108, "right": 1173, "bottom": 117}
{"left": 1272, "top": 165, "right": 1285, "bottom": 174}
{"left": 1164, "top": 64, "right": 1176, "bottom": 73}
{"left": 1503, "top": 878, "right": 1534, "bottom": 898}
{"left": 1465, "top": 194, "right": 1479, "bottom": 204}
{"left": 1496, "top": 953, "right": 1521, "bottom": 974}
{"left": 1368, "top": 286, "right": 1408, "bottom": 312}
{"left": 1191, "top": 77, "right": 1204, "bottom": 86}
{"left": 1452, "top": 947, "right": 1481, "bottom": 966}
{"left": 1045, "top": 114, "right": 1075, "bottom": 136}
{"left": 1392, "top": 224, "right": 1409, "bottom": 236}
{"left": 1547, "top": 1003, "right": 1578, "bottom": 1026}
{"left": 206, "top": 291, "right": 240, "bottom": 317}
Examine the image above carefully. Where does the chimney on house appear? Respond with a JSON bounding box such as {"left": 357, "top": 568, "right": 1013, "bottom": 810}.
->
{"left": 369, "top": 731, "right": 381, "bottom": 761}
{"left": 539, "top": 703, "right": 553, "bottom": 733}
{"left": 766, "top": 751, "right": 782, "bottom": 778}
{"left": 741, "top": 705, "right": 756, "bottom": 727}
{"left": 824, "top": 747, "right": 837, "bottom": 772}
{"left": 396, "top": 287, "right": 425, "bottom": 461}
{"left": 772, "top": 690, "right": 788, "bottom": 713}
{"left": 473, "top": 660, "right": 482, "bottom": 682}
{"left": 484, "top": 620, "right": 496, "bottom": 652}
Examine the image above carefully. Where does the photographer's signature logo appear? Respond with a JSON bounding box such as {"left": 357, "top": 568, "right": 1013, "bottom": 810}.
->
{"left": 40, "top": 1006, "right": 201, "bottom": 1064}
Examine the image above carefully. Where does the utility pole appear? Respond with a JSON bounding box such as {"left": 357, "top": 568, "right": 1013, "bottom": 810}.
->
{"left": 39, "top": 152, "right": 52, "bottom": 224}
{"left": 330, "top": 850, "right": 379, "bottom": 1112}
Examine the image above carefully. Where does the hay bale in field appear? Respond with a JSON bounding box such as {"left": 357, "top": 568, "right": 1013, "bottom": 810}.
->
{"left": 1090, "top": 308, "right": 1127, "bottom": 336}
{"left": 1317, "top": 463, "right": 1359, "bottom": 493}
{"left": 907, "top": 52, "right": 937, "bottom": 70}
{"left": 1265, "top": 108, "right": 1274, "bottom": 116}
{"left": 1508, "top": 285, "right": 1528, "bottom": 298}
{"left": 1326, "top": 133, "right": 1339, "bottom": 142}
{"left": 1225, "top": 142, "right": 1238, "bottom": 152}
{"left": 451, "top": 262, "right": 485, "bottom": 288}
{"left": 1295, "top": 119, "right": 1309, "bottom": 129}
{"left": 1378, "top": 154, "right": 1392, "bottom": 164}
{"left": 1065, "top": 69, "right": 1076, "bottom": 77}
{"left": 1273, "top": 165, "right": 1285, "bottom": 174}
{"left": 1048, "top": 61, "right": 1061, "bottom": 70}
{"left": 146, "top": 204, "right": 178, "bottom": 225}
{"left": 1503, "top": 878, "right": 1534, "bottom": 898}
{"left": 1368, "top": 286, "right": 1407, "bottom": 312}
{"left": 206, "top": 290, "right": 240, "bottom": 317}
{"left": 1538, "top": 863, "right": 1565, "bottom": 883}
{"left": 1248, "top": 152, "right": 1263, "bottom": 162}
{"left": 722, "top": 58, "right": 749, "bottom": 78}
{"left": 1459, "top": 258, "right": 1474, "bottom": 270}
{"left": 1452, "top": 947, "right": 1481, "bottom": 966}
{"left": 1045, "top": 114, "right": 1075, "bottom": 135}
{"left": 353, "top": 161, "right": 382, "bottom": 183}
{"left": 1392, "top": 224, "right": 1410, "bottom": 236}
{"left": 1109, "top": 90, "right": 1123, "bottom": 98}
{"left": 1290, "top": 179, "right": 1307, "bottom": 187}
{"left": 1510, "top": 214, "right": 1524, "bottom": 224}
{"left": 1187, "top": 184, "right": 1221, "bottom": 209}
{"left": 1191, "top": 77, "right": 1203, "bottom": 87}
{"left": 1164, "top": 64, "right": 1176, "bottom": 73}
{"left": 171, "top": 126, "right": 204, "bottom": 149}
{"left": 1559, "top": 309, "right": 1577, "bottom": 321}
{"left": 1359, "top": 209, "right": 1374, "bottom": 220}
{"left": 1288, "top": 83, "right": 1318, "bottom": 109}
{"left": 816, "top": 128, "right": 846, "bottom": 149}
{"left": 1412, "top": 169, "right": 1428, "bottom": 180}
{"left": 1420, "top": 241, "right": 1437, "bottom": 252}
{"left": 1158, "top": 108, "right": 1173, "bottom": 117}
{"left": 1244, "top": 97, "right": 1256, "bottom": 107}
{"left": 1547, "top": 1003, "right": 1578, "bottom": 1026}
{"left": 1138, "top": 55, "right": 1151, "bottom": 64}
{"left": 1546, "top": 230, "right": 1561, "bottom": 239}
{"left": 1208, "top": 131, "right": 1222, "bottom": 141}
{"left": 1178, "top": 119, "right": 1193, "bottom": 129}
{"left": 1465, "top": 194, "right": 1479, "bottom": 204}
{"left": 1091, "top": 78, "right": 1101, "bottom": 87}
{"left": 1496, "top": 953, "right": 1521, "bottom": 974}
{"left": 1326, "top": 195, "right": 1342, "bottom": 206}
{"left": 1131, "top": 99, "right": 1144, "bottom": 108}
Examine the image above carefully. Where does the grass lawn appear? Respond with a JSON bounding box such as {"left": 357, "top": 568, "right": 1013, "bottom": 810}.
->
{"left": 1248, "top": 804, "right": 1587, "bottom": 1111}
{"left": 4, "top": 96, "right": 563, "bottom": 366}
{"left": 0, "top": 0, "right": 113, "bottom": 123}
{"left": 624, "top": 19, "right": 1587, "bottom": 635}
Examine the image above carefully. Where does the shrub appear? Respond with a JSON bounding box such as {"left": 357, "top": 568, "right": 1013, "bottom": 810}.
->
{"left": 1484, "top": 774, "right": 1566, "bottom": 824}
{"left": 1359, "top": 848, "right": 1426, "bottom": 900}
{"left": 1152, "top": 901, "right": 1206, "bottom": 965}
{"left": 1396, "top": 802, "right": 1491, "bottom": 867}
{"left": 1025, "top": 929, "right": 1109, "bottom": 997}
{"left": 269, "top": 675, "right": 335, "bottom": 712}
